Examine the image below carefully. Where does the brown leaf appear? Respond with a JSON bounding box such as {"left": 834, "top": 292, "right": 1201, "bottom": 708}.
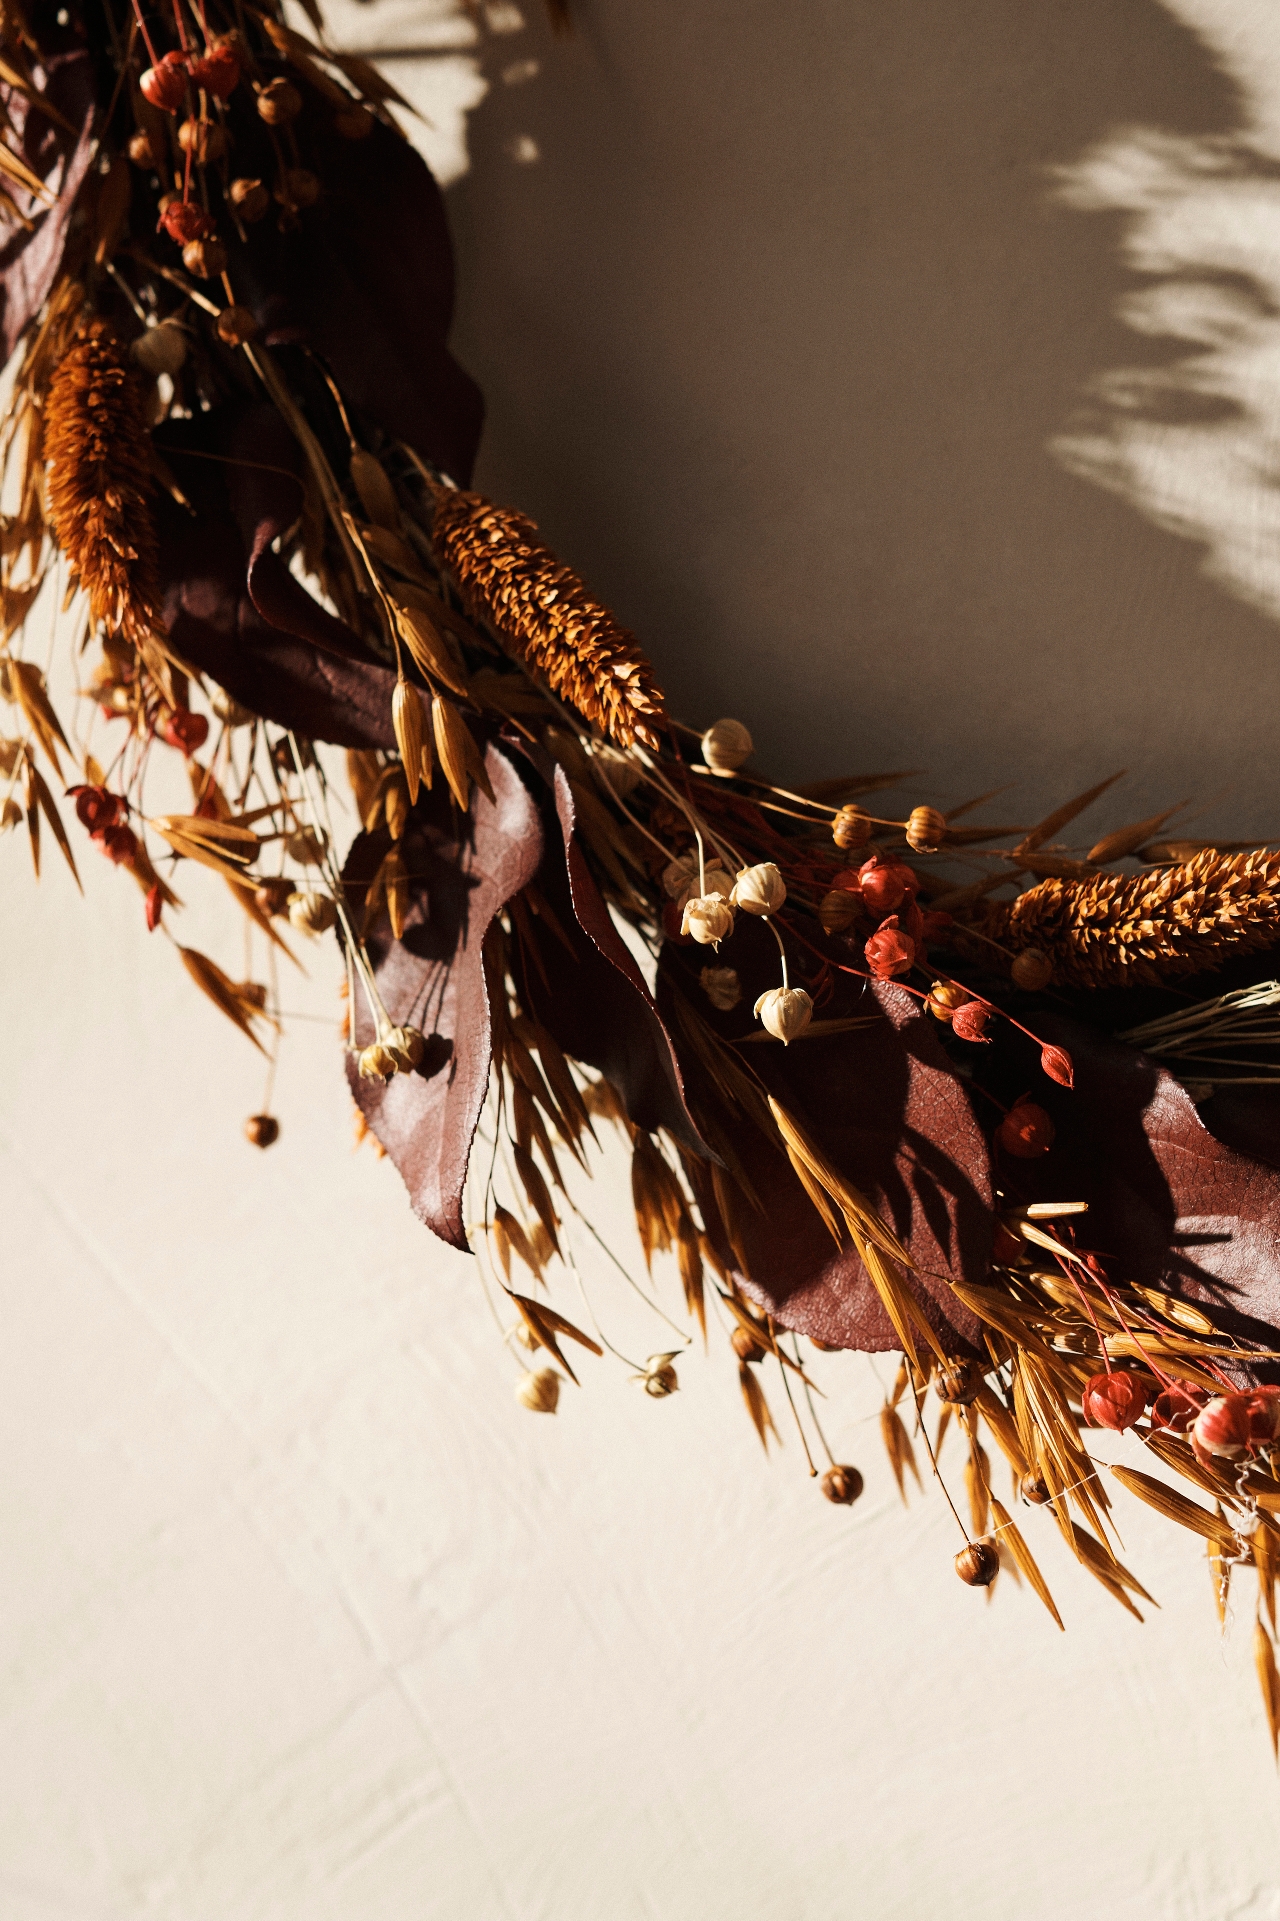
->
{"left": 990, "top": 1495, "right": 1064, "bottom": 1629}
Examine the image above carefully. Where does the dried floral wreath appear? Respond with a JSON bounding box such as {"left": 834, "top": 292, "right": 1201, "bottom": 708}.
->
{"left": 7, "top": 0, "right": 1280, "bottom": 1748}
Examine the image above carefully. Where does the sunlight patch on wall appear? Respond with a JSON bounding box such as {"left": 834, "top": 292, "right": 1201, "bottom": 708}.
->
{"left": 1050, "top": 4, "right": 1280, "bottom": 623}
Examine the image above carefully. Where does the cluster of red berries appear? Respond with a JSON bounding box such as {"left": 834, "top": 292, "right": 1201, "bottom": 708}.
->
{"left": 1081, "top": 1367, "right": 1280, "bottom": 1461}
{"left": 139, "top": 42, "right": 240, "bottom": 115}
{"left": 828, "top": 854, "right": 952, "bottom": 982}
{"left": 67, "top": 784, "right": 137, "bottom": 866}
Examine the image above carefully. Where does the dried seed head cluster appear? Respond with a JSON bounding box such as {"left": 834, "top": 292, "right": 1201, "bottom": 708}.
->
{"left": 431, "top": 488, "right": 666, "bottom": 750}
{"left": 44, "top": 320, "right": 163, "bottom": 655}
{"left": 978, "top": 849, "right": 1280, "bottom": 988}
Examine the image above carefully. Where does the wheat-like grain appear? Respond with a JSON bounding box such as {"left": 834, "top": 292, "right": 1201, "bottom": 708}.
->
{"left": 974, "top": 849, "right": 1280, "bottom": 987}
{"left": 431, "top": 487, "right": 666, "bottom": 750}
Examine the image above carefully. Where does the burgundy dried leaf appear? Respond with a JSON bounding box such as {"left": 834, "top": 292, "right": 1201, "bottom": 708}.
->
{"left": 657, "top": 918, "right": 990, "bottom": 1354}
{"left": 0, "top": 40, "right": 96, "bottom": 364}
{"left": 1005, "top": 1016, "right": 1280, "bottom": 1364}
{"left": 155, "top": 404, "right": 399, "bottom": 747}
{"left": 509, "top": 750, "right": 706, "bottom": 1150}
{"left": 344, "top": 742, "right": 543, "bottom": 1247}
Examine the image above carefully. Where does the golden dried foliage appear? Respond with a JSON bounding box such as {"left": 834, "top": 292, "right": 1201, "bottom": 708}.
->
{"left": 431, "top": 488, "right": 666, "bottom": 750}
{"left": 976, "top": 850, "right": 1280, "bottom": 989}
{"left": 44, "top": 320, "right": 165, "bottom": 658}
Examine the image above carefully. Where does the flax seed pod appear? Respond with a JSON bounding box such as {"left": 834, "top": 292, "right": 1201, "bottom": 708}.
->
{"left": 244, "top": 1113, "right": 278, "bottom": 1148}
{"left": 1010, "top": 947, "right": 1053, "bottom": 991}
{"left": 392, "top": 678, "right": 424, "bottom": 805}
{"left": 955, "top": 1542, "right": 998, "bottom": 1587}
{"left": 701, "top": 718, "right": 752, "bottom": 775}
{"left": 256, "top": 77, "right": 301, "bottom": 124}
{"left": 215, "top": 306, "right": 259, "bottom": 347}
{"left": 906, "top": 805, "right": 946, "bottom": 854}
{"left": 229, "top": 176, "right": 269, "bottom": 222}
{"left": 177, "top": 116, "right": 226, "bottom": 163}
{"left": 833, "top": 804, "right": 871, "bottom": 851}
{"left": 183, "top": 236, "right": 227, "bottom": 278}
{"left": 516, "top": 1367, "right": 561, "bottom": 1414}
{"left": 820, "top": 1465, "right": 864, "bottom": 1506}
{"left": 819, "top": 888, "right": 858, "bottom": 935}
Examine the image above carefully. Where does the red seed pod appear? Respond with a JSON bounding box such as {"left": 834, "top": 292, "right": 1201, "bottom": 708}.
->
{"left": 158, "top": 199, "right": 212, "bottom": 245}
{"left": 161, "top": 708, "right": 209, "bottom": 755}
{"left": 951, "top": 999, "right": 992, "bottom": 1043}
{"left": 864, "top": 916, "right": 915, "bottom": 980}
{"left": 997, "top": 1100, "right": 1055, "bottom": 1158}
{"left": 100, "top": 822, "right": 138, "bottom": 865}
{"left": 140, "top": 51, "right": 188, "bottom": 113}
{"left": 69, "top": 784, "right": 121, "bottom": 833}
{"left": 145, "top": 881, "right": 164, "bottom": 931}
{"left": 1040, "top": 1043, "right": 1075, "bottom": 1089}
{"left": 187, "top": 42, "right": 241, "bottom": 100}
{"left": 1151, "top": 1381, "right": 1206, "bottom": 1434}
{"left": 820, "top": 1464, "right": 864, "bottom": 1506}
{"left": 859, "top": 858, "right": 916, "bottom": 916}
{"left": 1192, "top": 1393, "right": 1255, "bottom": 1464}
{"left": 1247, "top": 1385, "right": 1280, "bottom": 1442}
{"left": 830, "top": 868, "right": 864, "bottom": 893}
{"left": 1081, "top": 1370, "right": 1147, "bottom": 1431}
{"left": 955, "top": 1542, "right": 999, "bottom": 1587}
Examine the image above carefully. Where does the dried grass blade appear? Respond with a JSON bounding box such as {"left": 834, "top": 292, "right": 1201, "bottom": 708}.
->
{"left": 492, "top": 1204, "right": 541, "bottom": 1281}
{"left": 511, "top": 1294, "right": 580, "bottom": 1384}
{"left": 392, "top": 679, "right": 424, "bottom": 807}
{"left": 1088, "top": 805, "right": 1185, "bottom": 865}
{"left": 1258, "top": 1519, "right": 1278, "bottom": 1635}
{"left": 966, "top": 1432, "right": 990, "bottom": 1537}
{"left": 990, "top": 1495, "right": 1064, "bottom": 1628}
{"left": 10, "top": 659, "right": 67, "bottom": 769}
{"left": 396, "top": 604, "right": 470, "bottom": 697}
{"left": 514, "top": 1143, "right": 560, "bottom": 1255}
{"left": 880, "top": 1402, "right": 921, "bottom": 1504}
{"left": 1111, "top": 1465, "right": 1237, "bottom": 1545}
{"left": 30, "top": 765, "right": 78, "bottom": 890}
{"left": 178, "top": 946, "right": 267, "bottom": 1052}
{"left": 1014, "top": 771, "right": 1125, "bottom": 857}
{"left": 432, "top": 696, "right": 472, "bottom": 812}
{"left": 740, "top": 1362, "right": 778, "bottom": 1451}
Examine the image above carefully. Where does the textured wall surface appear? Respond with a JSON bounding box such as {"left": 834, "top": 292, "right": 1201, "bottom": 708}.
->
{"left": 4, "top": 3, "right": 1280, "bottom": 1917}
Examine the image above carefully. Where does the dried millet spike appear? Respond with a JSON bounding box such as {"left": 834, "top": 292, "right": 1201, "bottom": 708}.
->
{"left": 974, "top": 849, "right": 1280, "bottom": 988}
{"left": 431, "top": 488, "right": 666, "bottom": 751}
{"left": 44, "top": 319, "right": 164, "bottom": 652}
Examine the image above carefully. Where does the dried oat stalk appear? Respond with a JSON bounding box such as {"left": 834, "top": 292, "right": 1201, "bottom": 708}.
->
{"left": 431, "top": 487, "right": 666, "bottom": 750}
{"left": 974, "top": 849, "right": 1280, "bottom": 988}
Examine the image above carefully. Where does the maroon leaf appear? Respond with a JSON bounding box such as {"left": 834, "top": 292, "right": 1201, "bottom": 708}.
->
{"left": 506, "top": 749, "right": 706, "bottom": 1150}
{"left": 155, "top": 404, "right": 399, "bottom": 747}
{"left": 657, "top": 919, "right": 991, "bottom": 1354}
{"left": 344, "top": 741, "right": 543, "bottom": 1248}
{"left": 0, "top": 37, "right": 96, "bottom": 364}
{"left": 1006, "top": 1017, "right": 1280, "bottom": 1363}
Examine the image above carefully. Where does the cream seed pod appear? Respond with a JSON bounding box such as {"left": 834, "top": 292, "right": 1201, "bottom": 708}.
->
{"left": 635, "top": 1353, "right": 680, "bottom": 1397}
{"left": 515, "top": 1367, "right": 561, "bottom": 1414}
{"left": 387, "top": 1024, "right": 425, "bottom": 1070}
{"left": 700, "top": 964, "right": 742, "bottom": 1011}
{"left": 730, "top": 861, "right": 786, "bottom": 915}
{"left": 681, "top": 893, "right": 735, "bottom": 947}
{"left": 131, "top": 319, "right": 188, "bottom": 378}
{"left": 701, "top": 717, "right": 752, "bottom": 775}
{"left": 754, "top": 985, "right": 813, "bottom": 1043}
{"left": 906, "top": 805, "right": 946, "bottom": 854}
{"left": 358, "top": 1042, "right": 400, "bottom": 1081}
{"left": 682, "top": 865, "right": 734, "bottom": 909}
{"left": 662, "top": 850, "right": 699, "bottom": 899}
{"left": 287, "top": 889, "right": 336, "bottom": 935}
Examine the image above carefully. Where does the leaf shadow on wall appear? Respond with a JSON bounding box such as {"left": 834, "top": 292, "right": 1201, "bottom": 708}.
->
{"left": 448, "top": 0, "right": 1280, "bottom": 840}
